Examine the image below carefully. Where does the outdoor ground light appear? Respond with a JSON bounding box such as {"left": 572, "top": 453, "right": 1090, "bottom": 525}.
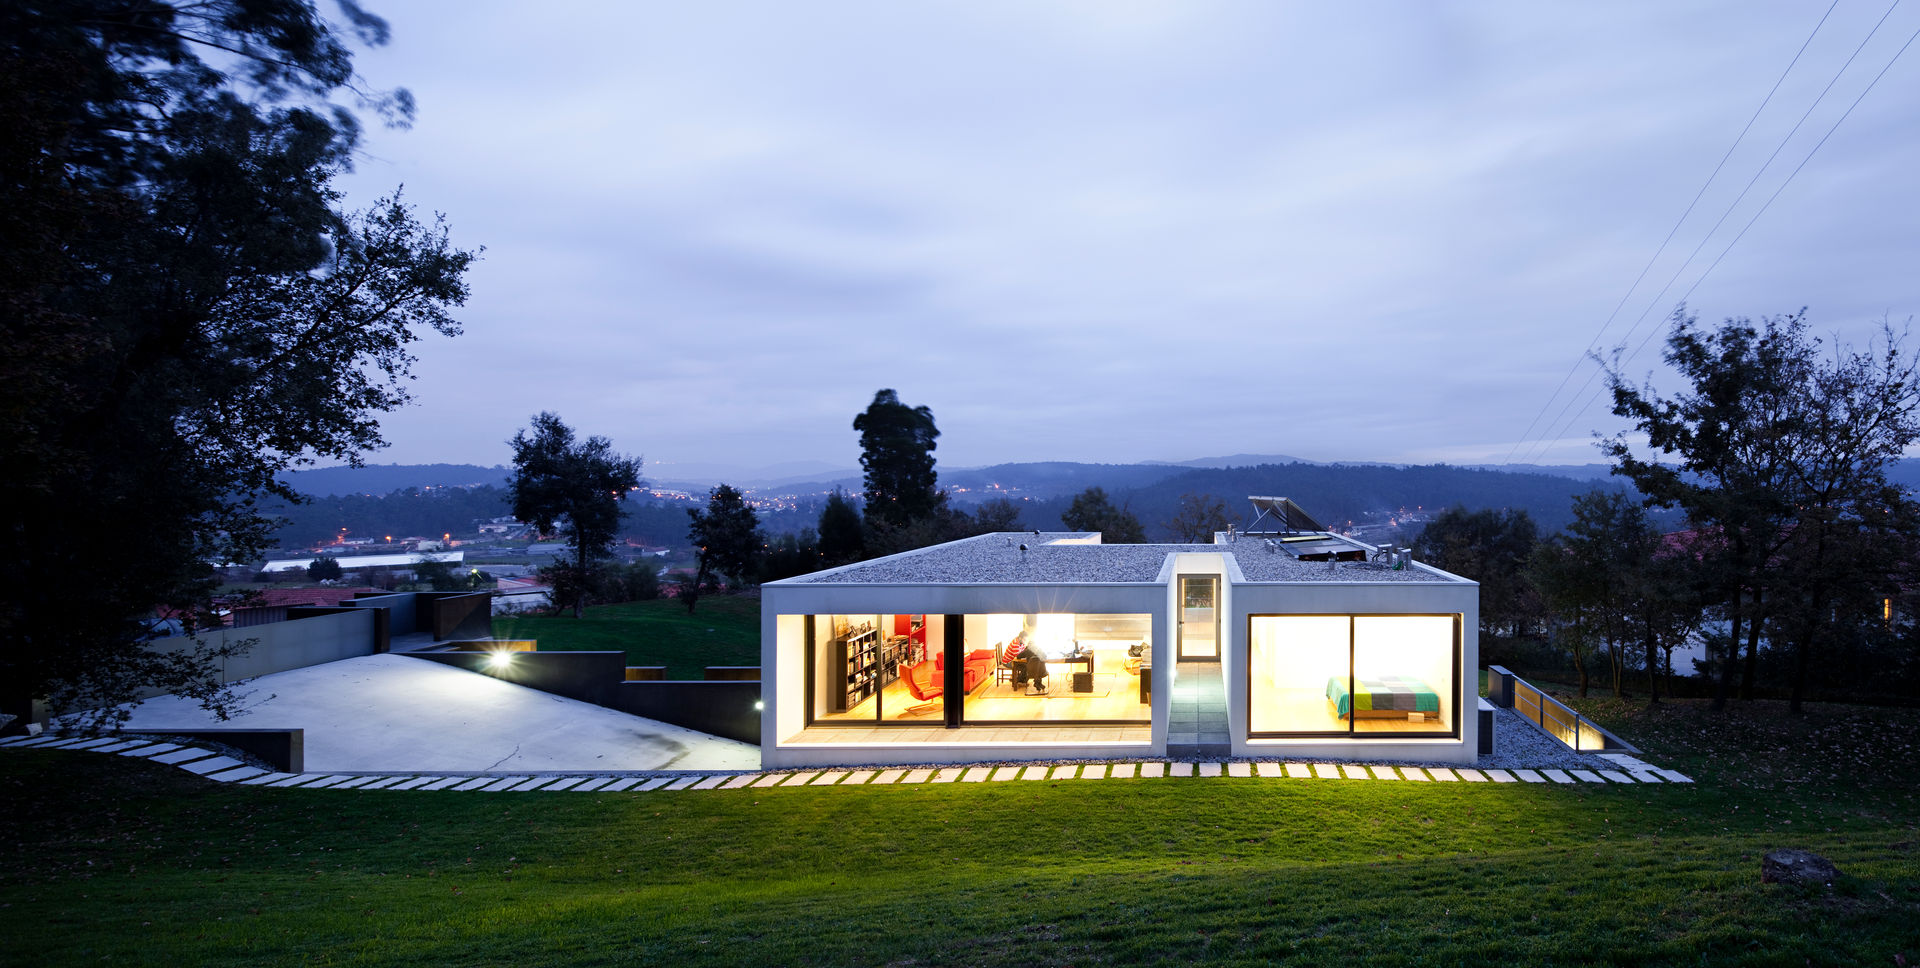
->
{"left": 488, "top": 650, "right": 515, "bottom": 670}
{"left": 753, "top": 700, "right": 765, "bottom": 711}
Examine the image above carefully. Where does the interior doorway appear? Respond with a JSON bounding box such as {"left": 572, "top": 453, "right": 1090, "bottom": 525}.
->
{"left": 1176, "top": 575, "right": 1219, "bottom": 661}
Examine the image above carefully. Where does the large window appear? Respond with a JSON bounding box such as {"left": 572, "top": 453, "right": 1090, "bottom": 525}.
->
{"left": 806, "top": 612, "right": 1151, "bottom": 726}
{"left": 1248, "top": 614, "right": 1458, "bottom": 738}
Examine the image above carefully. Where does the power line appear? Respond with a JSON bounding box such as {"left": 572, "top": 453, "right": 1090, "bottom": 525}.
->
{"left": 1535, "top": 14, "right": 1920, "bottom": 459}
{"left": 1501, "top": 0, "right": 1841, "bottom": 465}
{"left": 1515, "top": 0, "right": 1910, "bottom": 464}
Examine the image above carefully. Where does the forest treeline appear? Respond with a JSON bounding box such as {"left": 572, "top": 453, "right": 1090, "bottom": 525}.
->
{"left": 268, "top": 462, "right": 1629, "bottom": 551}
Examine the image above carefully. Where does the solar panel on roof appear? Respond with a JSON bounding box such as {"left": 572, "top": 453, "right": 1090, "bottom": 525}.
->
{"left": 1243, "top": 496, "right": 1327, "bottom": 534}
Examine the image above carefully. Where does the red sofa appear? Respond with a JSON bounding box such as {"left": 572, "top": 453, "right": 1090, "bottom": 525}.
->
{"left": 930, "top": 648, "right": 994, "bottom": 694}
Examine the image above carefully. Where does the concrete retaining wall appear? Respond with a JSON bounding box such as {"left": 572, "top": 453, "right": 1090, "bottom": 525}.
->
{"left": 349, "top": 593, "right": 419, "bottom": 637}
{"left": 420, "top": 592, "right": 492, "bottom": 640}
{"left": 616, "top": 680, "right": 761, "bottom": 745}
{"left": 403, "top": 650, "right": 762, "bottom": 745}
{"left": 152, "top": 608, "right": 379, "bottom": 687}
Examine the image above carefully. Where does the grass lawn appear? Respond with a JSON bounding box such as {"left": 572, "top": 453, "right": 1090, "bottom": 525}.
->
{"left": 490, "top": 595, "right": 760, "bottom": 679}
{"left": 4, "top": 700, "right": 1919, "bottom": 965}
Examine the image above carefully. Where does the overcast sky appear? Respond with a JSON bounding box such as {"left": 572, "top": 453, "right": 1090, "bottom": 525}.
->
{"left": 326, "top": 1, "right": 1920, "bottom": 479}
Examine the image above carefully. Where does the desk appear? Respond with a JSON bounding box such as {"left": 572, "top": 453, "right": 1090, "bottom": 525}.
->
{"left": 1056, "top": 652, "right": 1094, "bottom": 692}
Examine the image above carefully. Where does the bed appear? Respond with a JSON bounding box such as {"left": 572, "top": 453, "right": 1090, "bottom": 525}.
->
{"left": 1325, "top": 675, "right": 1440, "bottom": 720}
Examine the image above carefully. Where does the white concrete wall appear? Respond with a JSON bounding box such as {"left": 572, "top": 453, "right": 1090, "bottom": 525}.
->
{"left": 1226, "top": 580, "right": 1480, "bottom": 764}
{"left": 761, "top": 557, "right": 1480, "bottom": 767}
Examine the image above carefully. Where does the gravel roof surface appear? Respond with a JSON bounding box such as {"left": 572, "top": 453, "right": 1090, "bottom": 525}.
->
{"left": 1477, "top": 706, "right": 1618, "bottom": 770}
{"left": 787, "top": 533, "right": 1464, "bottom": 585}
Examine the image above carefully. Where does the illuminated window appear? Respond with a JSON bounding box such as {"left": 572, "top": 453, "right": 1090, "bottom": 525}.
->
{"left": 806, "top": 612, "right": 1150, "bottom": 726}
{"left": 1247, "top": 614, "right": 1458, "bottom": 738}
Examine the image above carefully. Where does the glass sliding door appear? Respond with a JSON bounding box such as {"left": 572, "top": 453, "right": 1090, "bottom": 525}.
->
{"left": 808, "top": 613, "right": 942, "bottom": 724}
{"left": 1248, "top": 615, "right": 1350, "bottom": 734}
{"left": 1246, "top": 614, "right": 1460, "bottom": 739}
{"left": 1351, "top": 616, "right": 1454, "bottom": 735}
{"left": 805, "top": 611, "right": 1152, "bottom": 727}
{"left": 1177, "top": 575, "right": 1219, "bottom": 660}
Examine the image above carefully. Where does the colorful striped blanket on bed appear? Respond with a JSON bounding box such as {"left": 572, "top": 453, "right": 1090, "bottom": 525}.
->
{"left": 1325, "top": 676, "right": 1440, "bottom": 717}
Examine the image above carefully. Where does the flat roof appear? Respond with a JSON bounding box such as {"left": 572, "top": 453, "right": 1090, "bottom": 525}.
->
{"left": 780, "top": 532, "right": 1467, "bottom": 586}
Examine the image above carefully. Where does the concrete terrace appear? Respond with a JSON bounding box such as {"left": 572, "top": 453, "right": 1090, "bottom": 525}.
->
{"left": 78, "top": 653, "right": 760, "bottom": 773}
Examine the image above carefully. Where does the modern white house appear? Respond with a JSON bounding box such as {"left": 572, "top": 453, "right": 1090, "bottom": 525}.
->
{"left": 760, "top": 500, "right": 1478, "bottom": 769}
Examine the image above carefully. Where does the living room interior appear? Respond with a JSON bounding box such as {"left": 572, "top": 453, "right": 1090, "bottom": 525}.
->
{"left": 809, "top": 612, "right": 1152, "bottom": 725}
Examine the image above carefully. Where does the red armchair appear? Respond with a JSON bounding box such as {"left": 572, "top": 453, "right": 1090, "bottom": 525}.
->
{"left": 900, "top": 659, "right": 943, "bottom": 715}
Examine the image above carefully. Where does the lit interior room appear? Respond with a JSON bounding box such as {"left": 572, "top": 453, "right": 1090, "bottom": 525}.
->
{"left": 1247, "top": 614, "right": 1456, "bottom": 736}
{"left": 807, "top": 612, "right": 1151, "bottom": 725}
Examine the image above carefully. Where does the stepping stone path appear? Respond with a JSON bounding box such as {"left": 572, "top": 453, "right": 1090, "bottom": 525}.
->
{"left": 4, "top": 737, "right": 1700, "bottom": 795}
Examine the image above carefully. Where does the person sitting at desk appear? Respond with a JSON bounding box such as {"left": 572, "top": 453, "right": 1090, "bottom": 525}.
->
{"left": 1003, "top": 630, "right": 1048, "bottom": 694}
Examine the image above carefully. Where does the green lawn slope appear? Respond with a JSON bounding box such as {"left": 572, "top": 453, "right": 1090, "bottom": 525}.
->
{"left": 490, "top": 595, "right": 760, "bottom": 679}
{"left": 3, "top": 697, "right": 1918, "bottom": 966}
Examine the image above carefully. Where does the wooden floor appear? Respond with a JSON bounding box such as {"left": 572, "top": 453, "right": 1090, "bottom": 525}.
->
{"left": 786, "top": 724, "right": 1153, "bottom": 745}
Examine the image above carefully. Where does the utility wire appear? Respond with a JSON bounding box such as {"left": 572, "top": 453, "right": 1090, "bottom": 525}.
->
{"left": 1501, "top": 0, "right": 1841, "bottom": 466}
{"left": 1534, "top": 14, "right": 1920, "bottom": 459}
{"left": 1515, "top": 0, "right": 1908, "bottom": 463}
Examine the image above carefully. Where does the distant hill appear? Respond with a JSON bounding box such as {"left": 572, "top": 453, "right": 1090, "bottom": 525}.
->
{"left": 281, "top": 463, "right": 511, "bottom": 497}
{"left": 1017, "top": 462, "right": 1637, "bottom": 537}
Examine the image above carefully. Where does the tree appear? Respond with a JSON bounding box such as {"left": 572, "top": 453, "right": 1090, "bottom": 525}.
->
{"left": 1, "top": 1, "right": 474, "bottom": 730}
{"left": 854, "top": 389, "right": 942, "bottom": 530}
{"left": 972, "top": 497, "right": 1025, "bottom": 533}
{"left": 687, "top": 484, "right": 764, "bottom": 596}
{"left": 307, "top": 557, "right": 344, "bottom": 582}
{"left": 1061, "top": 487, "right": 1147, "bottom": 543}
{"left": 762, "top": 529, "right": 823, "bottom": 583}
{"left": 599, "top": 561, "right": 661, "bottom": 604}
{"left": 1526, "top": 491, "right": 1658, "bottom": 697}
{"left": 1415, "top": 506, "right": 1541, "bottom": 639}
{"left": 508, "top": 413, "right": 643, "bottom": 618}
{"left": 407, "top": 555, "right": 480, "bottom": 592}
{"left": 1766, "top": 324, "right": 1920, "bottom": 712}
{"left": 1165, "top": 493, "right": 1232, "bottom": 543}
{"left": 1601, "top": 310, "right": 1920, "bottom": 710}
{"left": 817, "top": 489, "right": 865, "bottom": 566}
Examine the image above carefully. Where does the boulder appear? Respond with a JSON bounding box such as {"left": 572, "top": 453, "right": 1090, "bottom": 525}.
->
{"left": 1761, "top": 849, "right": 1840, "bottom": 886}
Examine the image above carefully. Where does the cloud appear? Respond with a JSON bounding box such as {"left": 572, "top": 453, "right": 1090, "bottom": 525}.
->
{"left": 333, "top": 0, "right": 1920, "bottom": 472}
